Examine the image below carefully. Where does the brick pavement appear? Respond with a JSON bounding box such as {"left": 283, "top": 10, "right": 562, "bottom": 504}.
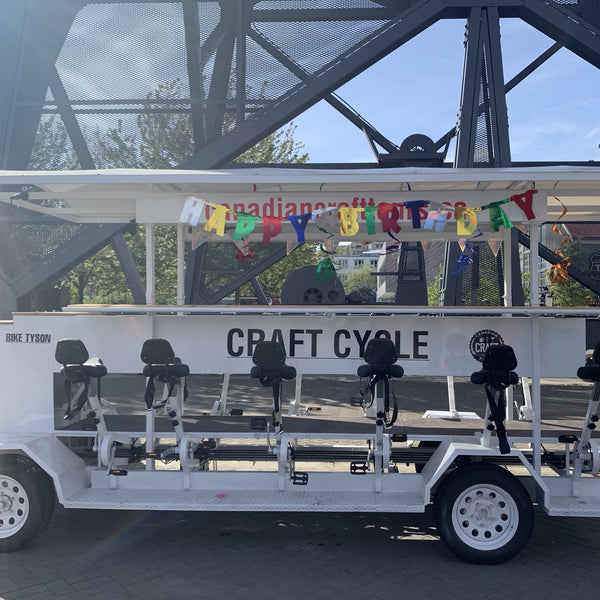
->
{"left": 2, "top": 504, "right": 600, "bottom": 600}
{"left": 3, "top": 376, "right": 598, "bottom": 600}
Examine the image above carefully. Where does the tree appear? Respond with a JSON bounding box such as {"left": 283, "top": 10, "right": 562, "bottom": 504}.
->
{"left": 29, "top": 80, "right": 311, "bottom": 305}
{"left": 549, "top": 239, "right": 599, "bottom": 307}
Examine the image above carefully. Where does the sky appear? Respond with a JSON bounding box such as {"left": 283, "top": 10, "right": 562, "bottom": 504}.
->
{"left": 288, "top": 17, "right": 600, "bottom": 166}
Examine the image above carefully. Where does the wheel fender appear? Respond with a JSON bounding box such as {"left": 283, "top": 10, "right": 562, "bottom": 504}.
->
{"left": 419, "top": 438, "right": 549, "bottom": 508}
{"left": 0, "top": 434, "right": 88, "bottom": 503}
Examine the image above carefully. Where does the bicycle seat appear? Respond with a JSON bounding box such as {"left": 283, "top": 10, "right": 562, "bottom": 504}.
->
{"left": 55, "top": 338, "right": 107, "bottom": 380}
{"left": 357, "top": 338, "right": 404, "bottom": 379}
{"left": 577, "top": 342, "right": 600, "bottom": 382}
{"left": 471, "top": 344, "right": 518, "bottom": 389}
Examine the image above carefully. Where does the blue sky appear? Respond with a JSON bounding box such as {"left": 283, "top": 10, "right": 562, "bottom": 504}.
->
{"left": 290, "top": 18, "right": 600, "bottom": 165}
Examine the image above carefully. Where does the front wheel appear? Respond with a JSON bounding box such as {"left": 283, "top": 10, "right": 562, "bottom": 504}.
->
{"left": 0, "top": 455, "right": 52, "bottom": 552}
{"left": 434, "top": 463, "right": 533, "bottom": 564}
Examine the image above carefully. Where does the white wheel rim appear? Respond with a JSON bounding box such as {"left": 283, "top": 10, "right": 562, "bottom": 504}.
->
{"left": 451, "top": 483, "right": 519, "bottom": 551}
{"left": 0, "top": 475, "right": 30, "bottom": 538}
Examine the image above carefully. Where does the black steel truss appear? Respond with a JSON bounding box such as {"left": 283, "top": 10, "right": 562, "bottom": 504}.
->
{"left": 1, "top": 1, "right": 600, "bottom": 309}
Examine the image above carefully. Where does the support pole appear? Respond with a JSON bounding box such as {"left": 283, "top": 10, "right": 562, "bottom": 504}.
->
{"left": 146, "top": 224, "right": 155, "bottom": 305}
{"left": 177, "top": 223, "right": 185, "bottom": 307}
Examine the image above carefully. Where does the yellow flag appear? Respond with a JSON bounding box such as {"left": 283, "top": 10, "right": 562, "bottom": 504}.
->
{"left": 204, "top": 204, "right": 229, "bottom": 236}
{"left": 456, "top": 206, "right": 478, "bottom": 236}
{"left": 339, "top": 207, "right": 360, "bottom": 236}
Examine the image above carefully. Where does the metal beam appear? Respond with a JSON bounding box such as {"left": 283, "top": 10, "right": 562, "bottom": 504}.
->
{"left": 182, "top": 0, "right": 207, "bottom": 149}
{"left": 0, "top": 0, "right": 84, "bottom": 169}
{"left": 180, "top": 0, "right": 446, "bottom": 168}
{"left": 110, "top": 231, "right": 146, "bottom": 304}
{"left": 10, "top": 223, "right": 130, "bottom": 299}
{"left": 185, "top": 243, "right": 296, "bottom": 305}
{"left": 518, "top": 0, "right": 600, "bottom": 70}
{"left": 205, "top": 25, "right": 235, "bottom": 143}
{"left": 248, "top": 28, "right": 400, "bottom": 154}
{"left": 455, "top": 7, "right": 511, "bottom": 167}
{"left": 435, "top": 40, "right": 562, "bottom": 152}
{"left": 518, "top": 230, "right": 600, "bottom": 296}
{"left": 47, "top": 67, "right": 95, "bottom": 169}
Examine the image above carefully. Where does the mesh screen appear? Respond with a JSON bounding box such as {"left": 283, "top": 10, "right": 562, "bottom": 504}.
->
{"left": 26, "top": 1, "right": 411, "bottom": 169}
{"left": 456, "top": 242, "right": 504, "bottom": 306}
{"left": 549, "top": 0, "right": 600, "bottom": 30}
{"left": 0, "top": 211, "right": 99, "bottom": 280}
{"left": 473, "top": 43, "right": 495, "bottom": 168}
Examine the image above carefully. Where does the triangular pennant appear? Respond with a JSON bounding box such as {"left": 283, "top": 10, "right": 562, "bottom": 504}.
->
{"left": 488, "top": 239, "right": 502, "bottom": 257}
{"left": 191, "top": 227, "right": 214, "bottom": 250}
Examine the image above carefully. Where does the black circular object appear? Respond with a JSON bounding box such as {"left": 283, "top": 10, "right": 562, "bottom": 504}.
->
{"left": 280, "top": 265, "right": 345, "bottom": 305}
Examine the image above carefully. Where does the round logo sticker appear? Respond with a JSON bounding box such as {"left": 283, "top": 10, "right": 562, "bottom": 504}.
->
{"left": 469, "top": 330, "right": 504, "bottom": 362}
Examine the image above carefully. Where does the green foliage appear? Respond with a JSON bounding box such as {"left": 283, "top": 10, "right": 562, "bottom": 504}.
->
{"left": 340, "top": 266, "right": 376, "bottom": 294}
{"left": 549, "top": 239, "right": 599, "bottom": 307}
{"left": 427, "top": 263, "right": 443, "bottom": 306}
{"left": 29, "top": 115, "right": 80, "bottom": 170}
{"left": 30, "top": 80, "right": 311, "bottom": 306}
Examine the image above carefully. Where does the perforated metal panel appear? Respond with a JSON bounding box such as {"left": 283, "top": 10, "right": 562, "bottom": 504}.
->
{"left": 455, "top": 242, "right": 504, "bottom": 306}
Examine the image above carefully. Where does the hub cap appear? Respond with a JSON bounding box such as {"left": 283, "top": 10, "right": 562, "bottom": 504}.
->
{"left": 0, "top": 476, "right": 29, "bottom": 538}
{"left": 451, "top": 483, "right": 519, "bottom": 550}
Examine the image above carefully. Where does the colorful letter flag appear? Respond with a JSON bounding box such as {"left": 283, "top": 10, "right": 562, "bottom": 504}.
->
{"left": 510, "top": 189, "right": 538, "bottom": 220}
{"left": 404, "top": 200, "right": 428, "bottom": 229}
{"left": 233, "top": 212, "right": 259, "bottom": 240}
{"left": 179, "top": 196, "right": 206, "bottom": 227}
{"left": 377, "top": 204, "right": 401, "bottom": 234}
{"left": 288, "top": 213, "right": 311, "bottom": 243}
{"left": 456, "top": 206, "right": 479, "bottom": 236}
{"left": 204, "top": 203, "right": 229, "bottom": 236}
{"left": 424, "top": 211, "right": 448, "bottom": 232}
{"left": 262, "top": 216, "right": 282, "bottom": 244}
{"left": 363, "top": 205, "right": 377, "bottom": 235}
{"left": 339, "top": 207, "right": 360, "bottom": 236}
{"left": 481, "top": 199, "right": 512, "bottom": 233}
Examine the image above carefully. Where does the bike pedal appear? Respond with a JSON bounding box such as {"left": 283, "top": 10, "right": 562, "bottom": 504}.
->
{"left": 350, "top": 462, "right": 369, "bottom": 474}
{"left": 291, "top": 472, "right": 308, "bottom": 485}
{"left": 250, "top": 417, "right": 267, "bottom": 431}
{"left": 109, "top": 469, "right": 128, "bottom": 476}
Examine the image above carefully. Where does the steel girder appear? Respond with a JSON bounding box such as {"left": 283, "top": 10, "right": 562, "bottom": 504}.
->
{"left": 180, "top": 0, "right": 447, "bottom": 168}
{"left": 455, "top": 6, "right": 511, "bottom": 168}
{"left": 0, "top": 0, "right": 85, "bottom": 170}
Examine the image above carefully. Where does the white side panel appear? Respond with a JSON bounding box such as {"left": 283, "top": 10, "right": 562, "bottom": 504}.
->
{"left": 0, "top": 434, "right": 88, "bottom": 502}
{"left": 0, "top": 312, "right": 586, "bottom": 433}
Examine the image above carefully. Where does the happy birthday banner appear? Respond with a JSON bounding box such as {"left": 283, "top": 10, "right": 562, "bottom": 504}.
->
{"left": 179, "top": 189, "right": 540, "bottom": 245}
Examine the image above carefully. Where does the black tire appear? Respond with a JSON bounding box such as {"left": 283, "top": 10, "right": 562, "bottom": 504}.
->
{"left": 35, "top": 466, "right": 56, "bottom": 532}
{"left": 0, "top": 455, "right": 52, "bottom": 552}
{"left": 434, "top": 463, "right": 533, "bottom": 564}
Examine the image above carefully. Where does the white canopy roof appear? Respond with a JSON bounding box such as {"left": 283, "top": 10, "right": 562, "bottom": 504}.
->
{"left": 1, "top": 166, "right": 599, "bottom": 240}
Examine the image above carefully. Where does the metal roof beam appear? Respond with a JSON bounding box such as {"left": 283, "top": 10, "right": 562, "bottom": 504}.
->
{"left": 180, "top": 0, "right": 446, "bottom": 169}
{"left": 518, "top": 0, "right": 600, "bottom": 70}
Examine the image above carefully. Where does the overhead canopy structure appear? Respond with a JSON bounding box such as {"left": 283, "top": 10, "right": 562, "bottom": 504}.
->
{"left": 2, "top": 167, "right": 599, "bottom": 242}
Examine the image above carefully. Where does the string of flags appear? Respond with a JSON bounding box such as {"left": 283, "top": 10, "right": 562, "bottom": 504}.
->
{"left": 179, "top": 188, "right": 539, "bottom": 244}
{"left": 178, "top": 187, "right": 563, "bottom": 281}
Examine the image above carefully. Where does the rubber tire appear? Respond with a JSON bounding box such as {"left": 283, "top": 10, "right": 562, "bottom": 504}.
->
{"left": 0, "top": 455, "right": 52, "bottom": 552}
{"left": 35, "top": 466, "right": 56, "bottom": 532}
{"left": 434, "top": 463, "right": 533, "bottom": 564}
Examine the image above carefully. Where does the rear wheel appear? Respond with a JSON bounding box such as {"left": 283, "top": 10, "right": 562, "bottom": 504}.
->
{"left": 0, "top": 455, "right": 53, "bottom": 552}
{"left": 434, "top": 463, "right": 533, "bottom": 564}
